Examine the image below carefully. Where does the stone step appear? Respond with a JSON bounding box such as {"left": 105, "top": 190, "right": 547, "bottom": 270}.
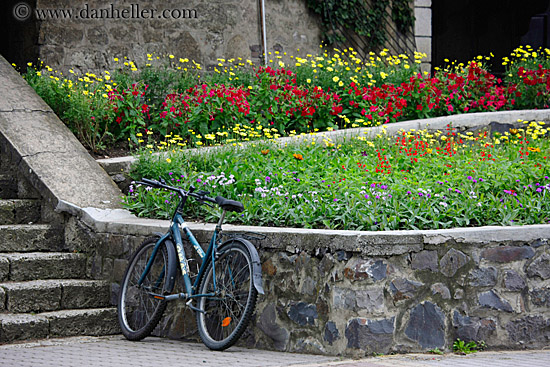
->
{"left": 0, "top": 307, "right": 119, "bottom": 343}
{"left": 0, "top": 279, "right": 110, "bottom": 313}
{"left": 0, "top": 252, "right": 86, "bottom": 282}
{"left": 0, "top": 199, "right": 41, "bottom": 225}
{"left": 0, "top": 224, "right": 64, "bottom": 252}
{"left": 0, "top": 175, "right": 17, "bottom": 200}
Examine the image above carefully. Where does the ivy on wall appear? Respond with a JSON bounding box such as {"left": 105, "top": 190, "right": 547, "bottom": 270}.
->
{"left": 306, "top": 0, "right": 415, "bottom": 49}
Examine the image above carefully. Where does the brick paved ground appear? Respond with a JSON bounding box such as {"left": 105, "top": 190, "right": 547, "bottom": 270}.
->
{"left": 0, "top": 336, "right": 548, "bottom": 367}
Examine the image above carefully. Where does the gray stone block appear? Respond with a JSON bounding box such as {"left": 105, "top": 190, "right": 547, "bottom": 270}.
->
{"left": 288, "top": 302, "right": 317, "bottom": 326}
{"left": 356, "top": 287, "right": 385, "bottom": 312}
{"left": 0, "top": 175, "right": 17, "bottom": 199}
{"left": 345, "top": 317, "right": 395, "bottom": 353}
{"left": 324, "top": 321, "right": 340, "bottom": 345}
{"left": 0, "top": 257, "right": 8, "bottom": 281}
{"left": 0, "top": 286, "right": 5, "bottom": 310}
{"left": 405, "top": 302, "right": 445, "bottom": 349}
{"left": 530, "top": 287, "right": 550, "bottom": 307}
{"left": 0, "top": 199, "right": 41, "bottom": 225}
{"left": 452, "top": 311, "right": 496, "bottom": 342}
{"left": 506, "top": 315, "right": 550, "bottom": 344}
{"left": 440, "top": 248, "right": 469, "bottom": 277}
{"left": 389, "top": 278, "right": 424, "bottom": 302}
{"left": 504, "top": 270, "right": 526, "bottom": 291}
{"left": 60, "top": 280, "right": 111, "bottom": 309}
{"left": 0, "top": 224, "right": 64, "bottom": 252}
{"left": 526, "top": 253, "right": 550, "bottom": 280}
{"left": 479, "top": 290, "right": 513, "bottom": 312}
{"left": 3, "top": 280, "right": 62, "bottom": 313}
{"left": 411, "top": 250, "right": 438, "bottom": 272}
{"left": 431, "top": 283, "right": 451, "bottom": 299}
{"left": 45, "top": 308, "right": 119, "bottom": 337}
{"left": 5, "top": 252, "right": 86, "bottom": 281}
{"left": 258, "top": 303, "right": 289, "bottom": 351}
{"left": 0, "top": 313, "right": 49, "bottom": 343}
{"left": 468, "top": 267, "right": 497, "bottom": 287}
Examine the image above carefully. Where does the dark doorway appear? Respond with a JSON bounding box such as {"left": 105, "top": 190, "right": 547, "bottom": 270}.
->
{"left": 432, "top": 0, "right": 550, "bottom": 75}
{"left": 0, "top": 0, "right": 39, "bottom": 69}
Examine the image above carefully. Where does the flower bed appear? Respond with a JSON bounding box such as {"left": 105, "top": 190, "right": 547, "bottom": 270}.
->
{"left": 124, "top": 119, "right": 550, "bottom": 231}
{"left": 18, "top": 45, "right": 550, "bottom": 153}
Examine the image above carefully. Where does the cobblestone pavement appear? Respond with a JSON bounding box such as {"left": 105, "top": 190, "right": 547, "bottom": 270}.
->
{"left": 0, "top": 336, "right": 549, "bottom": 367}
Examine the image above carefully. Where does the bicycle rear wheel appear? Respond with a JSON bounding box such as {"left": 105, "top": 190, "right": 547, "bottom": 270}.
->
{"left": 118, "top": 236, "right": 176, "bottom": 341}
{"left": 196, "top": 240, "right": 258, "bottom": 350}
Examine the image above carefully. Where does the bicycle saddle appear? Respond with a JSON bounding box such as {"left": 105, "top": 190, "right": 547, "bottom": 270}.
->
{"left": 215, "top": 196, "right": 244, "bottom": 213}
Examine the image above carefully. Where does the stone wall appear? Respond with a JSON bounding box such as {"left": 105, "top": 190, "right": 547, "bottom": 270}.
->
{"left": 34, "top": 0, "right": 322, "bottom": 72}
{"left": 414, "top": 0, "right": 431, "bottom": 72}
{"left": 75, "top": 214, "right": 550, "bottom": 356}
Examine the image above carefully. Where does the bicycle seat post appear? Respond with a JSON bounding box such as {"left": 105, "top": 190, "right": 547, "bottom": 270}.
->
{"left": 216, "top": 209, "right": 227, "bottom": 233}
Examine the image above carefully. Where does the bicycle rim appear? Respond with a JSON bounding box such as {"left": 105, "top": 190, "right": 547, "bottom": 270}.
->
{"left": 118, "top": 238, "right": 169, "bottom": 340}
{"left": 196, "top": 242, "right": 258, "bottom": 350}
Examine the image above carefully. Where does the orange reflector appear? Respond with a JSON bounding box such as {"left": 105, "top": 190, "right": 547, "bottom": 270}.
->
{"left": 153, "top": 296, "right": 165, "bottom": 300}
{"left": 221, "top": 317, "right": 232, "bottom": 327}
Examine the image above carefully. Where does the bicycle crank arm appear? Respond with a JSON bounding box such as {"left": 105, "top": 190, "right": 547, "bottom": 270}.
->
{"left": 148, "top": 292, "right": 188, "bottom": 301}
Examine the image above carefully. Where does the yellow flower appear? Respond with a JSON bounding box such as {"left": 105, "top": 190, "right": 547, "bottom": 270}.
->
{"left": 306, "top": 78, "right": 311, "bottom": 83}
{"left": 332, "top": 76, "right": 340, "bottom": 83}
{"left": 169, "top": 55, "right": 175, "bottom": 59}
{"left": 293, "top": 153, "right": 304, "bottom": 161}
{"left": 166, "top": 158, "right": 172, "bottom": 163}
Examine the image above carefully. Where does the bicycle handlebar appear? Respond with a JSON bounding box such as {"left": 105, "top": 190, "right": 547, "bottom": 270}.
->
{"left": 136, "top": 178, "right": 217, "bottom": 205}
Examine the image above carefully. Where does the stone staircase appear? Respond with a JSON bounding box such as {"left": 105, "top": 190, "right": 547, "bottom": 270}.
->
{"left": 0, "top": 152, "right": 119, "bottom": 343}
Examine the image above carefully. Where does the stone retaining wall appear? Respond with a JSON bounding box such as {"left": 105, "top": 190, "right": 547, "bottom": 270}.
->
{"left": 71, "top": 211, "right": 550, "bottom": 356}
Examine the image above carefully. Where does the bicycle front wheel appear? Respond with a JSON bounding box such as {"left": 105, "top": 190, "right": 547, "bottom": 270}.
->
{"left": 196, "top": 240, "right": 258, "bottom": 350}
{"left": 118, "top": 237, "right": 176, "bottom": 341}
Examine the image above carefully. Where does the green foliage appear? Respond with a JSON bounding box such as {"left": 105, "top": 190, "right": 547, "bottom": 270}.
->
{"left": 452, "top": 339, "right": 480, "bottom": 355}
{"left": 427, "top": 347, "right": 444, "bottom": 355}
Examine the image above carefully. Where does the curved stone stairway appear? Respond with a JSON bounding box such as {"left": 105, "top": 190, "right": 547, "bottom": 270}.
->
{"left": 0, "top": 152, "right": 118, "bottom": 343}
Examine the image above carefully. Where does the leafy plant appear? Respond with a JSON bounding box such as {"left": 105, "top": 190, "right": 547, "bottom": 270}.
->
{"left": 427, "top": 347, "right": 444, "bottom": 355}
{"left": 453, "top": 339, "right": 479, "bottom": 355}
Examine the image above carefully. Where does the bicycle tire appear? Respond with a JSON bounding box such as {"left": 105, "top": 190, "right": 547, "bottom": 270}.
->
{"left": 196, "top": 239, "right": 258, "bottom": 350}
{"left": 118, "top": 236, "right": 177, "bottom": 341}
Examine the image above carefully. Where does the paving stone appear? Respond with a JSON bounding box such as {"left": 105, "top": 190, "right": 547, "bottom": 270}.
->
{"left": 431, "top": 283, "right": 451, "bottom": 299}
{"left": 478, "top": 290, "right": 513, "bottom": 312}
{"left": 503, "top": 270, "right": 526, "bottom": 291}
{"left": 389, "top": 278, "right": 424, "bottom": 302}
{"left": 2, "top": 280, "right": 62, "bottom": 313}
{"left": 288, "top": 302, "right": 317, "bottom": 326}
{"left": 257, "top": 303, "right": 289, "bottom": 351}
{"left": 345, "top": 317, "right": 395, "bottom": 353}
{"left": 481, "top": 246, "right": 535, "bottom": 263}
{"left": 405, "top": 301, "right": 445, "bottom": 349}
{"left": 440, "top": 248, "right": 469, "bottom": 277}
{"left": 452, "top": 310, "right": 496, "bottom": 342}
{"left": 529, "top": 287, "right": 550, "bottom": 307}
{"left": 411, "top": 250, "right": 438, "bottom": 272}
{"left": 506, "top": 315, "right": 550, "bottom": 343}
{"left": 468, "top": 267, "right": 497, "bottom": 287}
{"left": 324, "top": 321, "right": 340, "bottom": 345}
{"left": 0, "top": 313, "right": 49, "bottom": 343}
{"left": 526, "top": 253, "right": 550, "bottom": 280}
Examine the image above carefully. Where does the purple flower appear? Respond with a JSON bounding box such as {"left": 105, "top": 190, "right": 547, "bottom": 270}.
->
{"left": 467, "top": 176, "right": 472, "bottom": 180}
{"left": 169, "top": 172, "right": 173, "bottom": 175}
{"left": 364, "top": 194, "right": 369, "bottom": 199}
{"left": 265, "top": 176, "right": 271, "bottom": 182}
{"left": 516, "top": 179, "right": 520, "bottom": 182}
{"left": 333, "top": 198, "right": 338, "bottom": 202}
{"left": 296, "top": 178, "right": 300, "bottom": 182}
{"left": 407, "top": 191, "right": 411, "bottom": 195}
{"left": 418, "top": 192, "right": 423, "bottom": 197}
{"left": 537, "top": 188, "right": 543, "bottom": 193}
{"left": 455, "top": 189, "right": 462, "bottom": 194}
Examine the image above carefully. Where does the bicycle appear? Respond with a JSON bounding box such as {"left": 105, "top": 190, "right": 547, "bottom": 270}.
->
{"left": 117, "top": 177, "right": 264, "bottom": 351}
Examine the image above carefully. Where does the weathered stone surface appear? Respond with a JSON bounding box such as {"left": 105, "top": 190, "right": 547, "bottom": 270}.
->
{"left": 389, "top": 278, "right": 424, "bottom": 302}
{"left": 3, "top": 280, "right": 62, "bottom": 313}
{"left": 45, "top": 308, "right": 119, "bottom": 337}
{"left": 294, "top": 337, "right": 326, "bottom": 354}
{"left": 506, "top": 315, "right": 550, "bottom": 343}
{"left": 440, "top": 249, "right": 469, "bottom": 277}
{"left": 356, "top": 288, "right": 385, "bottom": 312}
{"left": 0, "top": 314, "right": 49, "bottom": 343}
{"left": 300, "top": 276, "right": 316, "bottom": 296}
{"left": 336, "top": 250, "right": 351, "bottom": 261}
{"left": 503, "top": 270, "right": 527, "bottom": 291}
{"left": 324, "top": 321, "right": 340, "bottom": 345}
{"left": 479, "top": 290, "right": 513, "bottom": 312}
{"left": 60, "top": 280, "right": 111, "bottom": 309}
{"left": 530, "top": 287, "right": 550, "bottom": 307}
{"left": 258, "top": 304, "right": 289, "bottom": 350}
{"left": 452, "top": 311, "right": 496, "bottom": 342}
{"left": 345, "top": 317, "right": 395, "bottom": 353}
{"left": 481, "top": 246, "right": 535, "bottom": 263}
{"left": 6, "top": 252, "right": 86, "bottom": 281}
{"left": 0, "top": 286, "right": 5, "bottom": 311}
{"left": 0, "top": 199, "right": 41, "bottom": 225}
{"left": 288, "top": 302, "right": 317, "bottom": 326}
{"left": 343, "top": 259, "right": 386, "bottom": 281}
{"left": 0, "top": 256, "right": 8, "bottom": 281}
{"left": 262, "top": 259, "right": 277, "bottom": 277}
{"left": 411, "top": 250, "right": 438, "bottom": 272}
{"left": 526, "top": 253, "right": 550, "bottom": 280}
{"left": 431, "top": 283, "right": 451, "bottom": 299}
{"left": 333, "top": 287, "right": 355, "bottom": 310}
{"left": 454, "top": 289, "right": 464, "bottom": 300}
{"left": 0, "top": 224, "right": 64, "bottom": 252}
{"left": 468, "top": 267, "right": 497, "bottom": 287}
{"left": 405, "top": 302, "right": 445, "bottom": 349}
